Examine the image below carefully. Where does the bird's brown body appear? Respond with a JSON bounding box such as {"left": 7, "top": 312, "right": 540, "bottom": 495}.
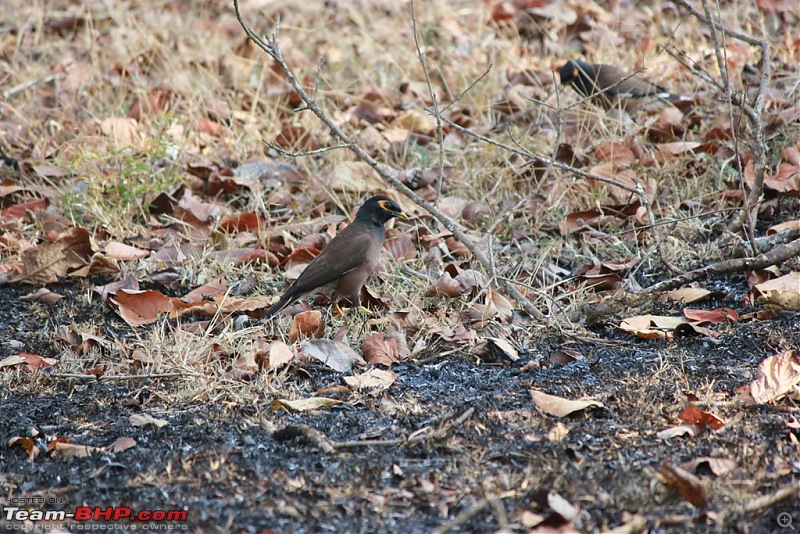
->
{"left": 264, "top": 195, "right": 405, "bottom": 319}
{"left": 559, "top": 59, "right": 684, "bottom": 111}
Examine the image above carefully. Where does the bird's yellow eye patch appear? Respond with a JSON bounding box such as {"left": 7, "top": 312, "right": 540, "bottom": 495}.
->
{"left": 378, "top": 200, "right": 392, "bottom": 211}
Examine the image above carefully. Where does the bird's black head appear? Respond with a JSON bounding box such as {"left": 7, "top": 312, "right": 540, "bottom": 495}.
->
{"left": 559, "top": 59, "right": 591, "bottom": 86}
{"left": 356, "top": 195, "right": 406, "bottom": 227}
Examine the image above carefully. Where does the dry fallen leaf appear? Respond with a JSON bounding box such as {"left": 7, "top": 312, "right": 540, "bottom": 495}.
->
{"left": 547, "top": 491, "right": 579, "bottom": 521}
{"left": 547, "top": 422, "right": 570, "bottom": 442}
{"left": 661, "top": 287, "right": 715, "bottom": 304}
{"left": 129, "top": 413, "right": 169, "bottom": 428}
{"left": 681, "top": 457, "right": 737, "bottom": 477}
{"left": 659, "top": 460, "right": 708, "bottom": 508}
{"left": 301, "top": 339, "right": 365, "bottom": 372}
{"left": 104, "top": 241, "right": 151, "bottom": 260}
{"left": 362, "top": 332, "right": 407, "bottom": 365}
{"left": 269, "top": 340, "right": 295, "bottom": 369}
{"left": 107, "top": 437, "right": 137, "bottom": 453}
{"left": 8, "top": 436, "right": 40, "bottom": 461}
{"left": 656, "top": 424, "right": 704, "bottom": 439}
{"left": 750, "top": 350, "right": 800, "bottom": 403}
{"left": 678, "top": 405, "right": 725, "bottom": 430}
{"left": 682, "top": 307, "right": 739, "bottom": 324}
{"left": 112, "top": 289, "right": 173, "bottom": 327}
{"left": 343, "top": 368, "right": 397, "bottom": 391}
{"left": 52, "top": 442, "right": 103, "bottom": 458}
{"left": 530, "top": 389, "right": 604, "bottom": 417}
{"left": 289, "top": 310, "right": 325, "bottom": 343}
{"left": 269, "top": 397, "right": 343, "bottom": 412}
{"left": 754, "top": 271, "right": 800, "bottom": 310}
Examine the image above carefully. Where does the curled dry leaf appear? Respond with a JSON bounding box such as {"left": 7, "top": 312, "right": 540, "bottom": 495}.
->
{"left": 8, "top": 436, "right": 40, "bottom": 461}
{"left": 104, "top": 241, "right": 150, "bottom": 260}
{"left": 678, "top": 405, "right": 725, "bottom": 430}
{"left": 19, "top": 287, "right": 64, "bottom": 304}
{"left": 289, "top": 310, "right": 325, "bottom": 343}
{"left": 111, "top": 289, "right": 173, "bottom": 327}
{"left": 444, "top": 236, "right": 471, "bottom": 258}
{"left": 480, "top": 337, "right": 520, "bottom": 361}
{"left": 619, "top": 314, "right": 688, "bottom": 340}
{"left": 384, "top": 229, "right": 416, "bottom": 261}
{"left": 530, "top": 389, "right": 604, "bottom": 417}
{"left": 92, "top": 277, "right": 139, "bottom": 302}
{"left": 0, "top": 355, "right": 26, "bottom": 368}
{"left": 99, "top": 117, "right": 142, "bottom": 146}
{"left": 658, "top": 460, "right": 708, "bottom": 508}
{"left": 392, "top": 109, "right": 437, "bottom": 134}
{"left": 656, "top": 424, "right": 704, "bottom": 439}
{"left": 485, "top": 289, "right": 513, "bottom": 321}
{"left": 547, "top": 422, "right": 570, "bottom": 442}
{"left": 550, "top": 349, "right": 583, "bottom": 365}
{"left": 15, "top": 227, "right": 93, "bottom": 283}
{"left": 129, "top": 413, "right": 169, "bottom": 428}
{"left": 681, "top": 457, "right": 737, "bottom": 477}
{"left": 750, "top": 350, "right": 800, "bottom": 403}
{"left": 325, "top": 161, "right": 385, "bottom": 193}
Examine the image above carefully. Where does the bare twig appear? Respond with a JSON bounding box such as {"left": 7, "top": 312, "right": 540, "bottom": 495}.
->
{"left": 264, "top": 141, "right": 349, "bottom": 158}
{"left": 233, "top": 1, "right": 544, "bottom": 320}
{"left": 410, "top": 0, "right": 446, "bottom": 200}
{"left": 2, "top": 73, "right": 58, "bottom": 99}
{"left": 741, "top": 482, "right": 800, "bottom": 513}
{"left": 275, "top": 406, "right": 476, "bottom": 453}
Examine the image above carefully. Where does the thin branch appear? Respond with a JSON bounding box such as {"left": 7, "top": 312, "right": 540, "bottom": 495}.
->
{"left": 410, "top": 0, "right": 446, "bottom": 200}
{"left": 433, "top": 111, "right": 643, "bottom": 196}
{"left": 264, "top": 141, "right": 349, "bottom": 158}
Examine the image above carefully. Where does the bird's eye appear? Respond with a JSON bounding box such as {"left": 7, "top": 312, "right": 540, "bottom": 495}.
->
{"left": 378, "top": 200, "right": 390, "bottom": 211}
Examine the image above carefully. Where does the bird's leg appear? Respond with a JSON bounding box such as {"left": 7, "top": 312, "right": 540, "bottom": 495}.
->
{"left": 348, "top": 294, "right": 372, "bottom": 316}
{"left": 332, "top": 301, "right": 345, "bottom": 317}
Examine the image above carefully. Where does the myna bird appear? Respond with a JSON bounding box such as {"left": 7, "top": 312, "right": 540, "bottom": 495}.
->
{"left": 559, "top": 59, "right": 687, "bottom": 111}
{"left": 264, "top": 195, "right": 406, "bottom": 319}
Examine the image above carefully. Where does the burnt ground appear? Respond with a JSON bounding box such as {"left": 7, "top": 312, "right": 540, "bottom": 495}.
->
{"left": 1, "top": 281, "right": 799, "bottom": 533}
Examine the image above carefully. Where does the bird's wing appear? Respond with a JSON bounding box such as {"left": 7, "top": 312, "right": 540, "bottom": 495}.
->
{"left": 289, "top": 226, "right": 376, "bottom": 295}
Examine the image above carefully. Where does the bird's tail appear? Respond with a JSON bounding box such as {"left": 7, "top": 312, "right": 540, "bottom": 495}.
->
{"left": 263, "top": 292, "right": 296, "bottom": 320}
